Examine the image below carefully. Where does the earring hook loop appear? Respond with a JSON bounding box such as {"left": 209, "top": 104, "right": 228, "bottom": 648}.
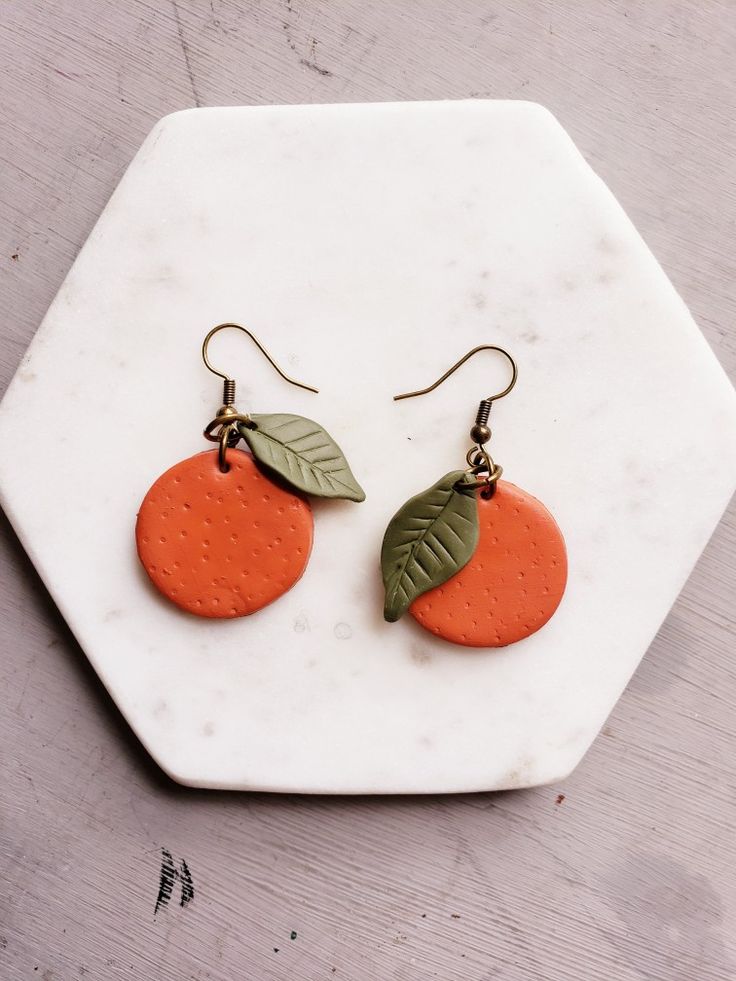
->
{"left": 201, "top": 322, "right": 319, "bottom": 394}
{"left": 393, "top": 344, "right": 517, "bottom": 403}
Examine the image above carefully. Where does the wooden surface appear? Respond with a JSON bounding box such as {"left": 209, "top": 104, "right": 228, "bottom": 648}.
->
{"left": 1, "top": 2, "right": 735, "bottom": 978}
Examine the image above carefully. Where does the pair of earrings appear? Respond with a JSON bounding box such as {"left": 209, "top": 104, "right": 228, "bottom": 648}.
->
{"left": 136, "top": 323, "right": 567, "bottom": 648}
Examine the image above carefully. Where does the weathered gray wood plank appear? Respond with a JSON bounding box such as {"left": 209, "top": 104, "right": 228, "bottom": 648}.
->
{"left": 1, "top": 2, "right": 735, "bottom": 978}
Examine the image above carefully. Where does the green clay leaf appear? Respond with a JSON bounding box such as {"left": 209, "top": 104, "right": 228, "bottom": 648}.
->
{"left": 239, "top": 413, "right": 365, "bottom": 502}
{"left": 381, "top": 471, "right": 479, "bottom": 623}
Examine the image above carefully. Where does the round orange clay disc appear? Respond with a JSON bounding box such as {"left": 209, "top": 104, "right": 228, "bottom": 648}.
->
{"left": 136, "top": 449, "right": 313, "bottom": 618}
{"left": 409, "top": 480, "right": 567, "bottom": 648}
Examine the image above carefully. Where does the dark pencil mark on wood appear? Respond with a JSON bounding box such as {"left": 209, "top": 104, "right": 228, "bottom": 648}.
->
{"left": 171, "top": 0, "right": 202, "bottom": 106}
{"left": 300, "top": 58, "right": 332, "bottom": 76}
{"left": 154, "top": 847, "right": 194, "bottom": 915}
{"left": 282, "top": 3, "right": 333, "bottom": 76}
{"left": 154, "top": 848, "right": 175, "bottom": 915}
{"left": 179, "top": 858, "right": 194, "bottom": 906}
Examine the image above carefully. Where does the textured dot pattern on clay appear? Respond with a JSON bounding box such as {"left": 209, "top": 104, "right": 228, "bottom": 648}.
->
{"left": 136, "top": 449, "right": 313, "bottom": 618}
{"left": 410, "top": 480, "right": 567, "bottom": 647}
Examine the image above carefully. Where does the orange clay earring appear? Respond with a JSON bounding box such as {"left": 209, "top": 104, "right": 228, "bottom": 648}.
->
{"left": 136, "top": 323, "right": 365, "bottom": 618}
{"left": 380, "top": 345, "right": 567, "bottom": 648}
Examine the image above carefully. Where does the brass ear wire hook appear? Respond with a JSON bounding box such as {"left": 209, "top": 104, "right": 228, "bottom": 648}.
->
{"left": 202, "top": 322, "right": 319, "bottom": 406}
{"left": 393, "top": 344, "right": 518, "bottom": 497}
{"left": 393, "top": 344, "right": 517, "bottom": 403}
{"left": 201, "top": 322, "right": 318, "bottom": 473}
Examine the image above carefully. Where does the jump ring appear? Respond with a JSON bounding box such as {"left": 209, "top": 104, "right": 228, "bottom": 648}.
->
{"left": 218, "top": 423, "right": 236, "bottom": 473}
{"left": 458, "top": 463, "right": 504, "bottom": 490}
{"left": 204, "top": 412, "right": 252, "bottom": 443}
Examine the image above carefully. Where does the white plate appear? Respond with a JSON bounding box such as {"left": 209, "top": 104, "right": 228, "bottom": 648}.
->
{"left": 1, "top": 101, "right": 735, "bottom": 792}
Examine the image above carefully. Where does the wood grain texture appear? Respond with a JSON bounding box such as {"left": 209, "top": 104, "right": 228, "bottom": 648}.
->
{"left": 1, "top": 2, "right": 735, "bottom": 978}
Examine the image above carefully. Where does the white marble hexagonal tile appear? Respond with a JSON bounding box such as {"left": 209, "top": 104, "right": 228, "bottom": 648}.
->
{"left": 1, "top": 101, "right": 735, "bottom": 792}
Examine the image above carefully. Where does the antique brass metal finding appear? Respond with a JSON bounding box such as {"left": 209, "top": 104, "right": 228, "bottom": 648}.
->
{"left": 200, "top": 322, "right": 319, "bottom": 472}
{"left": 393, "top": 344, "right": 517, "bottom": 496}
